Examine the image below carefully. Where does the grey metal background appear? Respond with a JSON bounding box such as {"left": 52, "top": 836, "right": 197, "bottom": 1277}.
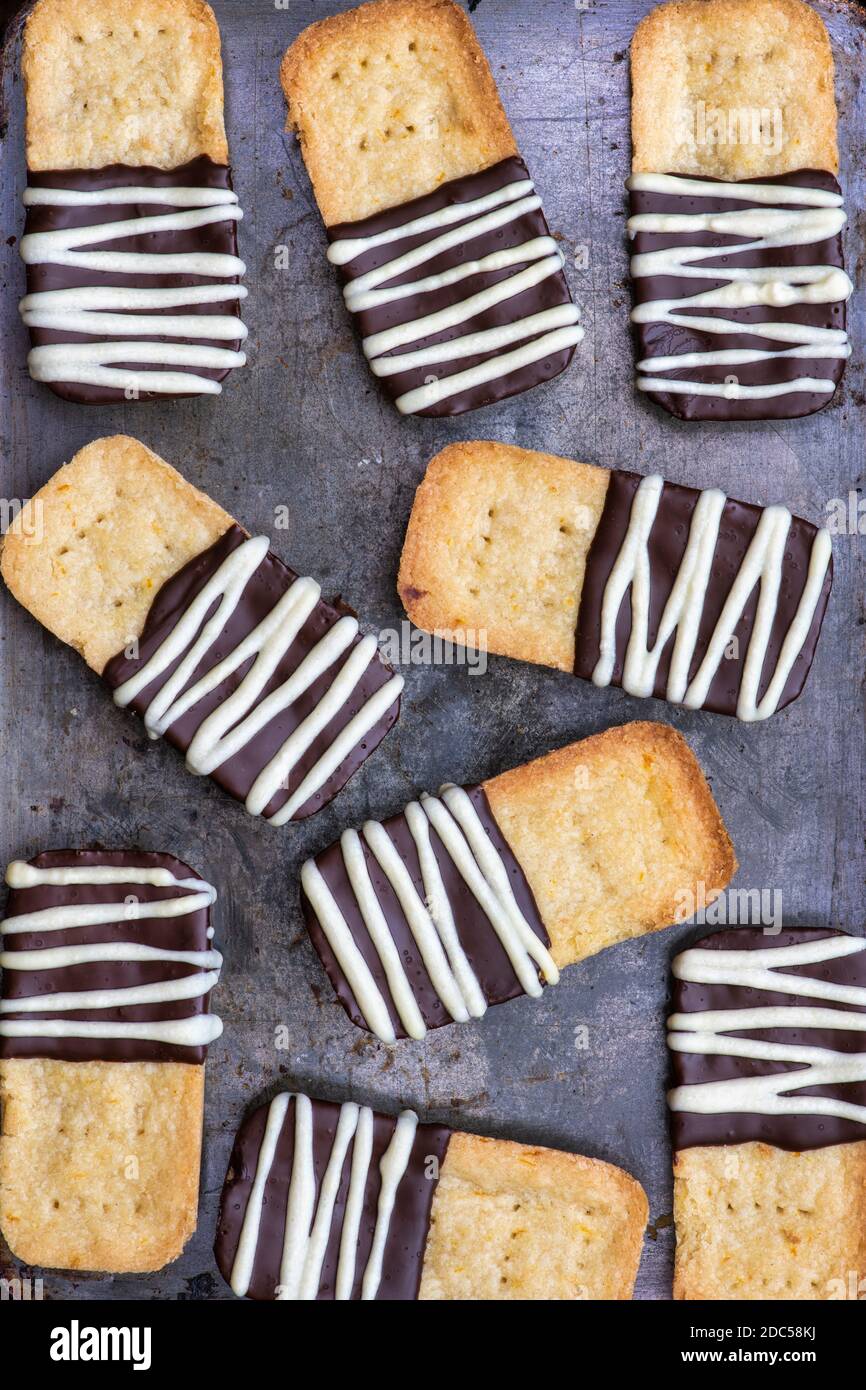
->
{"left": 0, "top": 0, "right": 863, "bottom": 1301}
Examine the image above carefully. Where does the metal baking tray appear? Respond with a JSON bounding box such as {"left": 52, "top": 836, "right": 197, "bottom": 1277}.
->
{"left": 0, "top": 0, "right": 863, "bottom": 1300}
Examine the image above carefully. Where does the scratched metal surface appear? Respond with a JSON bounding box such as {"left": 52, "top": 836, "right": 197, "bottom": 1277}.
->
{"left": 0, "top": 0, "right": 863, "bottom": 1302}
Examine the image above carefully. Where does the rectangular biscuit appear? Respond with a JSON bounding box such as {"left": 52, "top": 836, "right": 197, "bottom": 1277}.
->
{"left": 484, "top": 722, "right": 735, "bottom": 969}
{"left": 280, "top": 0, "right": 582, "bottom": 417}
{"left": 399, "top": 441, "right": 832, "bottom": 721}
{"left": 631, "top": 0, "right": 838, "bottom": 180}
{"left": 0, "top": 1058, "right": 204, "bottom": 1273}
{"left": 419, "top": 1131, "right": 648, "bottom": 1301}
{"left": 0, "top": 436, "right": 402, "bottom": 824}
{"left": 0, "top": 848, "right": 222, "bottom": 1274}
{"left": 669, "top": 927, "right": 866, "bottom": 1299}
{"left": 399, "top": 440, "right": 610, "bottom": 672}
{"left": 23, "top": 0, "right": 228, "bottom": 171}
{"left": 214, "top": 1091, "right": 648, "bottom": 1300}
{"left": 280, "top": 0, "right": 516, "bottom": 226}
{"left": 19, "top": 0, "right": 247, "bottom": 402}
{"left": 628, "top": 1, "right": 850, "bottom": 422}
{"left": 673, "top": 1142, "right": 866, "bottom": 1300}
{"left": 1, "top": 434, "right": 231, "bottom": 675}
{"left": 299, "top": 720, "right": 736, "bottom": 1041}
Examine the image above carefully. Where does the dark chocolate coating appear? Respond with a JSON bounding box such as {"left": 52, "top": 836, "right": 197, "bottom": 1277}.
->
{"left": 327, "top": 156, "right": 578, "bottom": 417}
{"left": 629, "top": 170, "right": 848, "bottom": 421}
{"left": 214, "top": 1094, "right": 451, "bottom": 1301}
{"left": 103, "top": 525, "right": 401, "bottom": 822}
{"left": 669, "top": 927, "right": 866, "bottom": 1151}
{"left": 23, "top": 157, "right": 244, "bottom": 404}
{"left": 573, "top": 469, "right": 832, "bottom": 717}
{"left": 0, "top": 849, "right": 214, "bottom": 1064}
{"left": 300, "top": 785, "right": 549, "bottom": 1037}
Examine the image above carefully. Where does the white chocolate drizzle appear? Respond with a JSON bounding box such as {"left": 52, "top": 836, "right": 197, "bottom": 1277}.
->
{"left": 592, "top": 474, "right": 832, "bottom": 721}
{"left": 19, "top": 182, "right": 248, "bottom": 395}
{"left": 327, "top": 170, "right": 583, "bottom": 415}
{"left": 111, "top": 534, "right": 404, "bottom": 825}
{"left": 626, "top": 173, "right": 852, "bottom": 399}
{"left": 668, "top": 936, "right": 866, "bottom": 1124}
{"left": 230, "top": 1094, "right": 419, "bottom": 1301}
{"left": 301, "top": 783, "right": 558, "bottom": 1043}
{"left": 0, "top": 860, "right": 221, "bottom": 1049}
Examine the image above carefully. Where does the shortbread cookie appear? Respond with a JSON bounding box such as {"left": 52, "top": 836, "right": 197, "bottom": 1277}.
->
{"left": 673, "top": 1143, "right": 866, "bottom": 1301}
{"left": 0, "top": 436, "right": 402, "bottom": 824}
{"left": 280, "top": 0, "right": 582, "bottom": 417}
{"left": 0, "top": 850, "right": 222, "bottom": 1272}
{"left": 300, "top": 721, "right": 736, "bottom": 1041}
{"left": 214, "top": 1091, "right": 649, "bottom": 1300}
{"left": 631, "top": 0, "right": 838, "bottom": 179}
{"left": 628, "top": 0, "right": 851, "bottom": 420}
{"left": 19, "top": 0, "right": 248, "bottom": 402}
{"left": 668, "top": 927, "right": 866, "bottom": 1299}
{"left": 399, "top": 442, "right": 832, "bottom": 722}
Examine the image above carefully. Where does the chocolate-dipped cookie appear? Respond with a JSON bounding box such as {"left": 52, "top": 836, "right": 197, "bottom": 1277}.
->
{"left": 299, "top": 722, "right": 736, "bottom": 1041}
{"left": 0, "top": 850, "right": 222, "bottom": 1273}
{"left": 215, "top": 1091, "right": 648, "bottom": 1300}
{"left": 668, "top": 927, "right": 866, "bottom": 1299}
{"left": 19, "top": 0, "right": 248, "bottom": 402}
{"left": 627, "top": 0, "right": 852, "bottom": 420}
{"left": 400, "top": 442, "right": 832, "bottom": 723}
{"left": 280, "top": 0, "right": 582, "bottom": 417}
{"left": 0, "top": 436, "right": 402, "bottom": 824}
